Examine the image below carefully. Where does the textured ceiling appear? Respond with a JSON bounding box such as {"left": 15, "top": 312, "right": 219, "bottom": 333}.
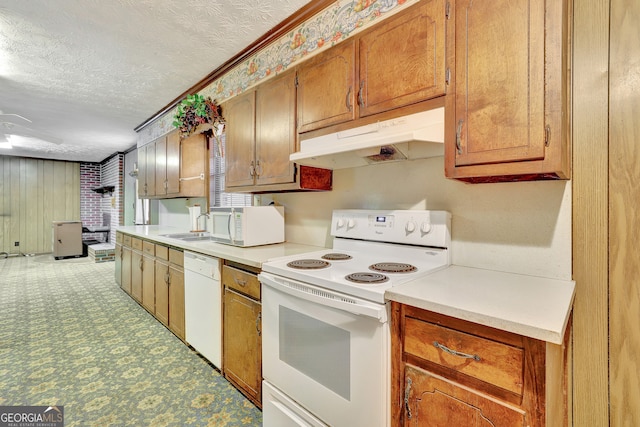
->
{"left": 0, "top": 0, "right": 311, "bottom": 162}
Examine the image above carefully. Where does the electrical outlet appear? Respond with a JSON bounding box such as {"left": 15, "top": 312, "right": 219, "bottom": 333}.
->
{"left": 14, "top": 241, "right": 19, "bottom": 246}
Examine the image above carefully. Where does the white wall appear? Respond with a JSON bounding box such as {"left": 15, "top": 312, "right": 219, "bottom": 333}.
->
{"left": 158, "top": 197, "right": 208, "bottom": 230}
{"left": 267, "top": 156, "right": 572, "bottom": 281}
{"left": 153, "top": 155, "right": 571, "bottom": 281}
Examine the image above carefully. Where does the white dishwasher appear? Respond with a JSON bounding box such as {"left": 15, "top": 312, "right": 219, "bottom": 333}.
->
{"left": 184, "top": 251, "right": 222, "bottom": 368}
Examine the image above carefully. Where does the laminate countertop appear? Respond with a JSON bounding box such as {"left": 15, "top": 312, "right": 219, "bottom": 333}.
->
{"left": 116, "top": 225, "right": 325, "bottom": 269}
{"left": 385, "top": 265, "right": 575, "bottom": 345}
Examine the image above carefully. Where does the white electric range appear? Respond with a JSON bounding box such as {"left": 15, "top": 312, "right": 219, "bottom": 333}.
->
{"left": 259, "top": 209, "right": 451, "bottom": 427}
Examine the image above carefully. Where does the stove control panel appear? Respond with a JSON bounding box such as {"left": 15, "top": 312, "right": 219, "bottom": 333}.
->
{"left": 332, "top": 209, "right": 451, "bottom": 248}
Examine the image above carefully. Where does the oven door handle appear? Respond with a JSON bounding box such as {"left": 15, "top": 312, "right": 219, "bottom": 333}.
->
{"left": 259, "top": 272, "right": 388, "bottom": 322}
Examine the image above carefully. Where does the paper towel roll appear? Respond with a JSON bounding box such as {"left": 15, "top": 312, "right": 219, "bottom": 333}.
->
{"left": 188, "top": 205, "right": 201, "bottom": 231}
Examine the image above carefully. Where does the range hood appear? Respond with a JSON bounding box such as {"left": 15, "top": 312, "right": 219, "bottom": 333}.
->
{"left": 290, "top": 107, "right": 444, "bottom": 170}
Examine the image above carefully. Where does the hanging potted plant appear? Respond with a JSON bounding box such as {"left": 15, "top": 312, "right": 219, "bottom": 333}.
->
{"left": 173, "top": 94, "right": 225, "bottom": 140}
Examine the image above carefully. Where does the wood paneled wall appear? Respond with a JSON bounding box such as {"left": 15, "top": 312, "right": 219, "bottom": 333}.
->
{"left": 0, "top": 156, "right": 80, "bottom": 255}
{"left": 571, "top": 0, "right": 610, "bottom": 425}
{"left": 609, "top": 0, "right": 640, "bottom": 424}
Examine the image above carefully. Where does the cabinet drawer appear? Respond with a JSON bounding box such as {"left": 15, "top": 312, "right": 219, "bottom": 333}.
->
{"left": 116, "top": 232, "right": 123, "bottom": 244}
{"left": 143, "top": 241, "right": 155, "bottom": 256}
{"left": 122, "top": 234, "right": 132, "bottom": 246}
{"left": 169, "top": 248, "right": 183, "bottom": 267}
{"left": 404, "top": 317, "right": 524, "bottom": 395}
{"left": 155, "top": 245, "right": 169, "bottom": 261}
{"left": 223, "top": 265, "right": 260, "bottom": 300}
{"left": 131, "top": 238, "right": 143, "bottom": 251}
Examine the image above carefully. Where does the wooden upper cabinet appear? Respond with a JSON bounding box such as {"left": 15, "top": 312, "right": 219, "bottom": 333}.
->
{"left": 223, "top": 90, "right": 256, "bottom": 188}
{"left": 165, "top": 130, "right": 180, "bottom": 194}
{"left": 297, "top": 0, "right": 447, "bottom": 135}
{"left": 179, "top": 132, "right": 209, "bottom": 198}
{"left": 445, "top": 0, "right": 570, "bottom": 182}
{"left": 137, "top": 142, "right": 156, "bottom": 198}
{"left": 155, "top": 135, "right": 167, "bottom": 194}
{"left": 358, "top": 0, "right": 447, "bottom": 117}
{"left": 145, "top": 142, "right": 156, "bottom": 197}
{"left": 255, "top": 71, "right": 297, "bottom": 186}
{"left": 156, "top": 130, "right": 180, "bottom": 196}
{"left": 297, "top": 39, "right": 356, "bottom": 133}
{"left": 223, "top": 70, "right": 332, "bottom": 193}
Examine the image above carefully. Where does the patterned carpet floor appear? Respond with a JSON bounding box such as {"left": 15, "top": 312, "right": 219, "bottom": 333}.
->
{"left": 0, "top": 255, "right": 262, "bottom": 427}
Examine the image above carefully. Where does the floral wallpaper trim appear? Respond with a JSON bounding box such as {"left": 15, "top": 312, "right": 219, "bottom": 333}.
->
{"left": 138, "top": 0, "right": 418, "bottom": 146}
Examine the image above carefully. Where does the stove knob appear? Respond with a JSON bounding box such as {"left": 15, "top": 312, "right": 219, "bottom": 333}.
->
{"left": 336, "top": 218, "right": 345, "bottom": 229}
{"left": 347, "top": 218, "right": 356, "bottom": 230}
{"left": 405, "top": 221, "right": 417, "bottom": 233}
{"left": 421, "top": 222, "right": 432, "bottom": 234}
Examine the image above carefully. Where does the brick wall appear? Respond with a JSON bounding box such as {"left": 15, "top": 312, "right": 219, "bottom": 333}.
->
{"left": 80, "top": 154, "right": 124, "bottom": 244}
{"left": 101, "top": 154, "right": 124, "bottom": 243}
{"left": 80, "top": 162, "right": 103, "bottom": 241}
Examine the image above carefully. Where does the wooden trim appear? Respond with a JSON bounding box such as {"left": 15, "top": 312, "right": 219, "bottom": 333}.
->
{"left": 134, "top": 0, "right": 335, "bottom": 132}
{"left": 571, "top": 0, "right": 610, "bottom": 424}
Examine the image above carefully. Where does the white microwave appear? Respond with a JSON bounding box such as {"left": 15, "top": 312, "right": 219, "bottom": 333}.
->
{"left": 208, "top": 206, "right": 285, "bottom": 247}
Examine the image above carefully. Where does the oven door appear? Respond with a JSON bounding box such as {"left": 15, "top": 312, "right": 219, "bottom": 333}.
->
{"left": 260, "top": 272, "right": 390, "bottom": 427}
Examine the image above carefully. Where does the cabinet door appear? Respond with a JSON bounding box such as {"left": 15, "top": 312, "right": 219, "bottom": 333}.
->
{"left": 452, "top": 0, "right": 545, "bottom": 167}
{"left": 115, "top": 243, "right": 122, "bottom": 286}
{"left": 168, "top": 264, "right": 185, "bottom": 341}
{"left": 145, "top": 141, "right": 157, "bottom": 197}
{"left": 223, "top": 288, "right": 262, "bottom": 405}
{"left": 180, "top": 133, "right": 209, "bottom": 197}
{"left": 131, "top": 250, "right": 143, "bottom": 303}
{"left": 155, "top": 135, "right": 167, "bottom": 195}
{"left": 297, "top": 38, "right": 356, "bottom": 133}
{"left": 154, "top": 260, "right": 170, "bottom": 327}
{"left": 223, "top": 91, "right": 256, "bottom": 188}
{"left": 255, "top": 71, "right": 296, "bottom": 186}
{"left": 141, "top": 253, "right": 155, "bottom": 313}
{"left": 121, "top": 246, "right": 132, "bottom": 294}
{"left": 359, "top": 0, "right": 446, "bottom": 117}
{"left": 137, "top": 145, "right": 148, "bottom": 198}
{"left": 404, "top": 365, "right": 526, "bottom": 426}
{"left": 165, "top": 130, "right": 181, "bottom": 195}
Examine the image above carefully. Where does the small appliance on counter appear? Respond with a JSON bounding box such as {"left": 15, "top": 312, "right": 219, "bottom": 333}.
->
{"left": 208, "top": 205, "right": 285, "bottom": 247}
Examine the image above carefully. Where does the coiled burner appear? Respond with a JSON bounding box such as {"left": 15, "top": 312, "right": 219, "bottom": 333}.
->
{"left": 321, "top": 253, "right": 352, "bottom": 261}
{"left": 286, "top": 259, "right": 331, "bottom": 269}
{"left": 369, "top": 262, "right": 417, "bottom": 273}
{"left": 345, "top": 272, "right": 389, "bottom": 284}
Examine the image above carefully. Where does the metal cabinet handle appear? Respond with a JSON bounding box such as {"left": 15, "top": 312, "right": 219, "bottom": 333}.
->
{"left": 139, "top": 257, "right": 143, "bottom": 270}
{"left": 165, "top": 271, "right": 170, "bottom": 286}
{"left": 404, "top": 377, "right": 412, "bottom": 419}
{"left": 234, "top": 278, "right": 247, "bottom": 287}
{"left": 433, "top": 341, "right": 481, "bottom": 361}
{"left": 249, "top": 160, "right": 256, "bottom": 177}
{"left": 255, "top": 160, "right": 262, "bottom": 178}
{"left": 358, "top": 80, "right": 365, "bottom": 107}
{"left": 346, "top": 86, "right": 352, "bottom": 111}
{"left": 256, "top": 312, "right": 262, "bottom": 336}
{"left": 455, "top": 119, "right": 464, "bottom": 154}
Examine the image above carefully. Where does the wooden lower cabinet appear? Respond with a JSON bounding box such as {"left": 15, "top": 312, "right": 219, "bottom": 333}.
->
{"left": 404, "top": 366, "right": 526, "bottom": 426}
{"left": 131, "top": 249, "right": 143, "bottom": 303}
{"left": 114, "top": 242, "right": 122, "bottom": 286}
{"left": 121, "top": 245, "right": 132, "bottom": 295}
{"left": 168, "top": 261, "right": 185, "bottom": 341}
{"left": 223, "top": 263, "right": 262, "bottom": 407}
{"left": 391, "top": 302, "right": 569, "bottom": 427}
{"left": 154, "top": 259, "right": 170, "bottom": 327}
{"left": 141, "top": 252, "right": 155, "bottom": 313}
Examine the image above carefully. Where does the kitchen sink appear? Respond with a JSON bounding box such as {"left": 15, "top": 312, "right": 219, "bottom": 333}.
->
{"left": 160, "top": 232, "right": 210, "bottom": 240}
{"left": 180, "top": 236, "right": 214, "bottom": 242}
